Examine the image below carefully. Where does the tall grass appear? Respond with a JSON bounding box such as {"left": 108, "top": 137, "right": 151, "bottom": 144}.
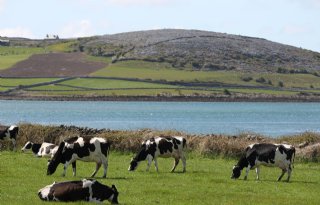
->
{"left": 2, "top": 123, "right": 320, "bottom": 161}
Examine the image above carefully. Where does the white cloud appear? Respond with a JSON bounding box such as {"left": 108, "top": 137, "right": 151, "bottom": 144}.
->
{"left": 0, "top": 27, "right": 34, "bottom": 38}
{"left": 60, "top": 20, "right": 95, "bottom": 38}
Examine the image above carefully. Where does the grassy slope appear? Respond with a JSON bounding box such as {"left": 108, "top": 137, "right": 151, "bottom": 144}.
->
{"left": 1, "top": 151, "right": 320, "bottom": 205}
{"left": 89, "top": 59, "right": 320, "bottom": 96}
{"left": 0, "top": 41, "right": 76, "bottom": 70}
{"left": 91, "top": 60, "right": 320, "bottom": 89}
{"left": 0, "top": 47, "right": 45, "bottom": 70}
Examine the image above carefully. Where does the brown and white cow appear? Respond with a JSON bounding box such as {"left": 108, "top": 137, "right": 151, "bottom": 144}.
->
{"left": 0, "top": 125, "right": 19, "bottom": 151}
{"left": 38, "top": 179, "right": 119, "bottom": 204}
{"left": 231, "top": 143, "right": 296, "bottom": 182}
{"left": 128, "top": 136, "right": 187, "bottom": 172}
{"left": 21, "top": 141, "right": 58, "bottom": 158}
{"left": 47, "top": 136, "right": 110, "bottom": 178}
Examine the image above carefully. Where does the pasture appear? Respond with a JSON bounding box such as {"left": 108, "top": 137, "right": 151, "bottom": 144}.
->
{"left": 1, "top": 151, "right": 320, "bottom": 205}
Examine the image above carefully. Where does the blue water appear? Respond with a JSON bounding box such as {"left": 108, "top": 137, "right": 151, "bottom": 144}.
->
{"left": 0, "top": 100, "right": 319, "bottom": 137}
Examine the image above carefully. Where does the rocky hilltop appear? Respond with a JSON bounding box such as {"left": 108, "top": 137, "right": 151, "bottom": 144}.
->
{"left": 80, "top": 29, "right": 320, "bottom": 72}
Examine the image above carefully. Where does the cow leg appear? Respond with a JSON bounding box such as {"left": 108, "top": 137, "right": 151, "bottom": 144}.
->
{"left": 91, "top": 162, "right": 101, "bottom": 178}
{"left": 171, "top": 158, "right": 179, "bottom": 172}
{"left": 277, "top": 169, "right": 286, "bottom": 181}
{"left": 11, "top": 139, "right": 16, "bottom": 151}
{"left": 102, "top": 159, "right": 108, "bottom": 178}
{"left": 146, "top": 156, "right": 152, "bottom": 171}
{"left": 62, "top": 163, "right": 69, "bottom": 177}
{"left": 244, "top": 166, "right": 251, "bottom": 180}
{"left": 255, "top": 167, "right": 260, "bottom": 180}
{"left": 181, "top": 155, "right": 186, "bottom": 172}
{"left": 286, "top": 166, "right": 292, "bottom": 182}
{"left": 72, "top": 162, "right": 76, "bottom": 176}
{"left": 154, "top": 158, "right": 159, "bottom": 172}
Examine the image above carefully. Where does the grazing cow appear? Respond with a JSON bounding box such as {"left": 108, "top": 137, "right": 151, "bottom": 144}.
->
{"left": 47, "top": 136, "right": 110, "bottom": 178}
{"left": 38, "top": 179, "right": 119, "bottom": 204}
{"left": 128, "top": 136, "right": 187, "bottom": 172}
{"left": 231, "top": 143, "right": 295, "bottom": 182}
{"left": 0, "top": 125, "right": 19, "bottom": 151}
{"left": 21, "top": 141, "right": 58, "bottom": 158}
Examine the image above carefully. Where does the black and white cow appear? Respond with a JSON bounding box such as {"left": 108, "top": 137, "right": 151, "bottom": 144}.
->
{"left": 38, "top": 179, "right": 119, "bottom": 204}
{"left": 0, "top": 125, "right": 19, "bottom": 151}
{"left": 128, "top": 136, "right": 187, "bottom": 172}
{"left": 47, "top": 136, "right": 110, "bottom": 178}
{"left": 21, "top": 141, "right": 58, "bottom": 158}
{"left": 231, "top": 143, "right": 296, "bottom": 182}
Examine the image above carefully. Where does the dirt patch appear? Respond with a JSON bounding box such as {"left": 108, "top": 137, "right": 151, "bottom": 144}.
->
{"left": 0, "top": 52, "right": 106, "bottom": 77}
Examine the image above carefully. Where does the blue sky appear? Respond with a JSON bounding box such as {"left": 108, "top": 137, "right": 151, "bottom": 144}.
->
{"left": 0, "top": 0, "right": 320, "bottom": 52}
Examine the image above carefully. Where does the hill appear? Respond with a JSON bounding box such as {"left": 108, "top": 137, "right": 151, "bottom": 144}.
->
{"left": 81, "top": 29, "right": 320, "bottom": 72}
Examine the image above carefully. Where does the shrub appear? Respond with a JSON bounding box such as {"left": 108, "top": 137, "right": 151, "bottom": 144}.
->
{"left": 255, "top": 77, "right": 266, "bottom": 83}
{"left": 241, "top": 76, "right": 253, "bottom": 82}
{"left": 277, "top": 67, "right": 289, "bottom": 74}
{"left": 223, "top": 89, "right": 231, "bottom": 95}
{"left": 278, "top": 81, "right": 284, "bottom": 87}
{"left": 192, "top": 62, "right": 202, "bottom": 69}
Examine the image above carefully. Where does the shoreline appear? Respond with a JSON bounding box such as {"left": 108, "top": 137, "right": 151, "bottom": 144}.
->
{"left": 1, "top": 94, "right": 320, "bottom": 102}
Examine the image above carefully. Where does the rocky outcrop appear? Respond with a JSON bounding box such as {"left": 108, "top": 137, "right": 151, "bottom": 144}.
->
{"left": 82, "top": 29, "right": 320, "bottom": 72}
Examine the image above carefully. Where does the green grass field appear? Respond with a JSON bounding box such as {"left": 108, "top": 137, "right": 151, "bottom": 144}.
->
{"left": 91, "top": 60, "right": 320, "bottom": 89}
{"left": 1, "top": 151, "right": 320, "bottom": 205}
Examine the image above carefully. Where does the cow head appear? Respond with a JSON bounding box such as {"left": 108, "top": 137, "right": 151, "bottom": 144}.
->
{"left": 128, "top": 158, "right": 139, "bottom": 171}
{"left": 128, "top": 144, "right": 149, "bottom": 171}
{"left": 111, "top": 185, "right": 119, "bottom": 204}
{"left": 47, "top": 159, "right": 58, "bottom": 175}
{"left": 47, "top": 142, "right": 65, "bottom": 175}
{"left": 231, "top": 165, "right": 242, "bottom": 179}
{"left": 21, "top": 141, "right": 33, "bottom": 152}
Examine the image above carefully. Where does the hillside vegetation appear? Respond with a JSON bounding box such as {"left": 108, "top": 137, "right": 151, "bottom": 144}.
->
{"left": 1, "top": 29, "right": 320, "bottom": 100}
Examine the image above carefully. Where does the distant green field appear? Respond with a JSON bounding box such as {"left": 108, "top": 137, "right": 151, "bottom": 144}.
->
{"left": 1, "top": 151, "right": 320, "bottom": 205}
{"left": 0, "top": 78, "right": 60, "bottom": 87}
{"left": 61, "top": 78, "right": 181, "bottom": 89}
{"left": 91, "top": 60, "right": 320, "bottom": 89}
{"left": 46, "top": 41, "right": 77, "bottom": 53}
{"left": 0, "top": 41, "right": 77, "bottom": 70}
{"left": 0, "top": 47, "right": 45, "bottom": 70}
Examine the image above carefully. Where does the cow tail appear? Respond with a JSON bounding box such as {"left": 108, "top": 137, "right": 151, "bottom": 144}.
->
{"left": 183, "top": 138, "right": 187, "bottom": 149}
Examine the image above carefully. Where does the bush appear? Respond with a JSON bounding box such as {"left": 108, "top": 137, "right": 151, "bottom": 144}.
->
{"left": 241, "top": 76, "right": 253, "bottom": 82}
{"left": 255, "top": 77, "right": 266, "bottom": 83}
{"left": 223, "top": 89, "right": 231, "bottom": 95}
{"left": 277, "top": 67, "right": 289, "bottom": 74}
{"left": 278, "top": 81, "right": 284, "bottom": 87}
{"left": 192, "top": 62, "right": 202, "bottom": 69}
